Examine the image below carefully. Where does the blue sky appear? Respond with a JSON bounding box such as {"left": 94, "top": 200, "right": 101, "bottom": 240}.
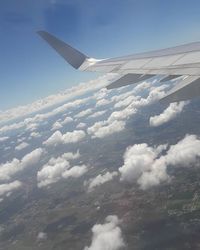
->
{"left": 1, "top": 0, "right": 200, "bottom": 110}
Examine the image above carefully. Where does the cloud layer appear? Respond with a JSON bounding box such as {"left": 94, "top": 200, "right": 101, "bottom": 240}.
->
{"left": 0, "top": 74, "right": 116, "bottom": 124}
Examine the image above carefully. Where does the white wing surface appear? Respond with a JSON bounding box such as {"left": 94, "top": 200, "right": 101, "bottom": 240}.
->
{"left": 38, "top": 31, "right": 200, "bottom": 103}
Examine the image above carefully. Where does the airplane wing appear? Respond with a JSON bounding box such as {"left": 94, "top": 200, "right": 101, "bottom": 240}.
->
{"left": 37, "top": 31, "right": 200, "bottom": 103}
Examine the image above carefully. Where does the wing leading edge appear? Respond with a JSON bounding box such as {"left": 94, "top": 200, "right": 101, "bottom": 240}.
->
{"left": 37, "top": 31, "right": 200, "bottom": 103}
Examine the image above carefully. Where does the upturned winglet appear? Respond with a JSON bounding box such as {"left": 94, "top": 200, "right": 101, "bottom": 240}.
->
{"left": 37, "top": 31, "right": 88, "bottom": 69}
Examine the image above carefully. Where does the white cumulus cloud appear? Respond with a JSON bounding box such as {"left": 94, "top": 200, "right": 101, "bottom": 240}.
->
{"left": 15, "top": 142, "right": 29, "bottom": 151}
{"left": 43, "top": 130, "right": 86, "bottom": 146}
{"left": 75, "top": 108, "right": 93, "bottom": 118}
{"left": 0, "top": 180, "right": 22, "bottom": 197}
{"left": 96, "top": 98, "right": 112, "bottom": 107}
{"left": 76, "top": 122, "right": 87, "bottom": 129}
{"left": 0, "top": 148, "right": 44, "bottom": 181}
{"left": 88, "top": 110, "right": 107, "bottom": 119}
{"left": 149, "top": 101, "right": 187, "bottom": 127}
{"left": 61, "top": 116, "right": 73, "bottom": 125}
{"left": 0, "top": 136, "right": 9, "bottom": 142}
{"left": 119, "top": 134, "right": 200, "bottom": 190}
{"left": 37, "top": 151, "right": 87, "bottom": 187}
{"left": 51, "top": 121, "right": 63, "bottom": 131}
{"left": 62, "top": 165, "right": 88, "bottom": 179}
{"left": 87, "top": 120, "right": 125, "bottom": 138}
{"left": 84, "top": 215, "right": 125, "bottom": 250}
{"left": 86, "top": 171, "right": 118, "bottom": 192}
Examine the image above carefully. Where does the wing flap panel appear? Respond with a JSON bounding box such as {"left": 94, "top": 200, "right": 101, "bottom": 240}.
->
{"left": 106, "top": 73, "right": 155, "bottom": 89}
{"left": 160, "top": 75, "right": 182, "bottom": 83}
{"left": 160, "top": 76, "right": 200, "bottom": 104}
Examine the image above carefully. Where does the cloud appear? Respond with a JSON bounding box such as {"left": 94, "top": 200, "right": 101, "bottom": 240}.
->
{"left": 88, "top": 89, "right": 151, "bottom": 139}
{"left": 43, "top": 130, "right": 86, "bottom": 146}
{"left": 137, "top": 157, "right": 170, "bottom": 190}
{"left": 61, "top": 116, "right": 73, "bottom": 125}
{"left": 108, "top": 105, "right": 137, "bottom": 123}
{"left": 96, "top": 98, "right": 112, "bottom": 107}
{"left": 0, "top": 74, "right": 116, "bottom": 125}
{"left": 86, "top": 171, "right": 118, "bottom": 192}
{"left": 0, "top": 121, "right": 25, "bottom": 134}
{"left": 37, "top": 157, "right": 70, "bottom": 187}
{"left": 88, "top": 110, "right": 107, "bottom": 119}
{"left": 37, "top": 232, "right": 47, "bottom": 241}
{"left": 0, "top": 92, "right": 95, "bottom": 135}
{"left": 17, "top": 136, "right": 26, "bottom": 143}
{"left": 141, "top": 85, "right": 168, "bottom": 105}
{"left": 112, "top": 84, "right": 167, "bottom": 109}
{"left": 87, "top": 120, "right": 125, "bottom": 138}
{"left": 94, "top": 88, "right": 109, "bottom": 100}
{"left": 0, "top": 148, "right": 44, "bottom": 181}
{"left": 119, "top": 143, "right": 159, "bottom": 183}
{"left": 37, "top": 151, "right": 87, "bottom": 187}
{"left": 111, "top": 89, "right": 135, "bottom": 103}
{"left": 51, "top": 121, "right": 63, "bottom": 131}
{"left": 62, "top": 165, "right": 88, "bottom": 179}
{"left": 88, "top": 95, "right": 140, "bottom": 138}
{"left": 32, "top": 96, "right": 92, "bottom": 124}
{"left": 30, "top": 131, "right": 41, "bottom": 138}
{"left": 133, "top": 81, "right": 151, "bottom": 93}
{"left": 119, "top": 134, "right": 200, "bottom": 190}
{"left": 0, "top": 136, "right": 9, "bottom": 142}
{"left": 114, "top": 95, "right": 139, "bottom": 109}
{"left": 87, "top": 83, "right": 168, "bottom": 140}
{"left": 0, "top": 180, "right": 22, "bottom": 197}
{"left": 15, "top": 142, "right": 29, "bottom": 151}
{"left": 0, "top": 77, "right": 166, "bottom": 136}
{"left": 84, "top": 215, "right": 125, "bottom": 250}
{"left": 62, "top": 151, "right": 80, "bottom": 161}
{"left": 149, "top": 101, "right": 187, "bottom": 127}
{"left": 76, "top": 122, "right": 87, "bottom": 129}
{"left": 75, "top": 108, "right": 93, "bottom": 118}
{"left": 165, "top": 134, "right": 200, "bottom": 167}
{"left": 26, "top": 122, "right": 38, "bottom": 132}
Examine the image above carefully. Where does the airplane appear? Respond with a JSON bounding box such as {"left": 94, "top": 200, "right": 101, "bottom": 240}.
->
{"left": 37, "top": 31, "right": 200, "bottom": 104}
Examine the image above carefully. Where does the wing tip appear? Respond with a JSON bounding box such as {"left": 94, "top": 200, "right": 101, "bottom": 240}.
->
{"left": 37, "top": 30, "right": 87, "bottom": 69}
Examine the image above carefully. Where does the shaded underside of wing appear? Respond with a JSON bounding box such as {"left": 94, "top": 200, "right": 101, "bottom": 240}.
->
{"left": 106, "top": 73, "right": 155, "bottom": 89}
{"left": 160, "top": 76, "right": 200, "bottom": 104}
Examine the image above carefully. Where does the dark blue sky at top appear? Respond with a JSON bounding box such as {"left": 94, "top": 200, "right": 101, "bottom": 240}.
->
{"left": 1, "top": 0, "right": 200, "bottom": 110}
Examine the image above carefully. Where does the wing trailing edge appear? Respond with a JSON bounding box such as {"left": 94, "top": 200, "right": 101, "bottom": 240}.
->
{"left": 160, "top": 76, "right": 200, "bottom": 104}
{"left": 106, "top": 73, "right": 155, "bottom": 89}
{"left": 160, "top": 75, "right": 182, "bottom": 83}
